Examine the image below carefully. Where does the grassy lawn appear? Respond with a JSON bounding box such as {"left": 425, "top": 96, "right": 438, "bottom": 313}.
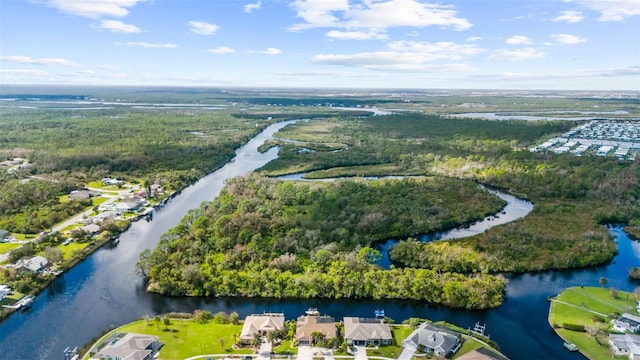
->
{"left": 12, "top": 233, "right": 37, "bottom": 241}
{"left": 0, "top": 242, "right": 21, "bottom": 254}
{"left": 549, "top": 286, "right": 638, "bottom": 360}
{"left": 59, "top": 242, "right": 89, "bottom": 260}
{"left": 92, "top": 197, "right": 109, "bottom": 206}
{"left": 59, "top": 195, "right": 70, "bottom": 203}
{"left": 93, "top": 320, "right": 251, "bottom": 359}
{"left": 273, "top": 339, "right": 297, "bottom": 355}
{"left": 59, "top": 224, "right": 82, "bottom": 232}
{"left": 453, "top": 337, "right": 508, "bottom": 359}
{"left": 366, "top": 325, "right": 414, "bottom": 358}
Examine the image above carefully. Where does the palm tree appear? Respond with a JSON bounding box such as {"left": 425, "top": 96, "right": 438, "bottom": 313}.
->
{"left": 251, "top": 333, "right": 262, "bottom": 351}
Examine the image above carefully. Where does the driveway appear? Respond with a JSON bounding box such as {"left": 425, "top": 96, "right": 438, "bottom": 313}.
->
{"left": 297, "top": 345, "right": 313, "bottom": 360}
{"left": 354, "top": 346, "right": 368, "bottom": 360}
{"left": 257, "top": 340, "right": 272, "bottom": 360}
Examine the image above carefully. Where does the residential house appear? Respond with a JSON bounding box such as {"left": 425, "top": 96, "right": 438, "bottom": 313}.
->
{"left": 81, "top": 224, "right": 102, "bottom": 235}
{"left": 295, "top": 314, "right": 337, "bottom": 346}
{"left": 0, "top": 229, "right": 9, "bottom": 241}
{"left": 90, "top": 332, "right": 162, "bottom": 360}
{"left": 402, "top": 323, "right": 461, "bottom": 358}
{"left": 91, "top": 211, "right": 117, "bottom": 225}
{"left": 16, "top": 255, "right": 49, "bottom": 273}
{"left": 115, "top": 197, "right": 143, "bottom": 213}
{"left": 0, "top": 284, "right": 11, "bottom": 301}
{"left": 69, "top": 190, "right": 101, "bottom": 201}
{"left": 102, "top": 178, "right": 124, "bottom": 186}
{"left": 609, "top": 334, "right": 640, "bottom": 360}
{"left": 456, "top": 348, "right": 509, "bottom": 360}
{"left": 614, "top": 313, "right": 640, "bottom": 333}
{"left": 239, "top": 313, "right": 285, "bottom": 344}
{"left": 343, "top": 317, "right": 393, "bottom": 346}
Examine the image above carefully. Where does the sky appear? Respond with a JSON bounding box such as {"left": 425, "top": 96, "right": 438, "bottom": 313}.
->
{"left": 0, "top": 0, "right": 639, "bottom": 90}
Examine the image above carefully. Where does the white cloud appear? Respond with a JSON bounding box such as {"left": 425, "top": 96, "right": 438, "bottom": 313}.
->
{"left": 552, "top": 10, "right": 584, "bottom": 23}
{"left": 208, "top": 46, "right": 236, "bottom": 54}
{"left": 466, "top": 36, "right": 482, "bottom": 42}
{"left": 0, "top": 55, "right": 78, "bottom": 66}
{"left": 244, "top": 1, "right": 261, "bottom": 13}
{"left": 488, "top": 48, "right": 545, "bottom": 61}
{"left": 550, "top": 33, "right": 588, "bottom": 44}
{"left": 289, "top": 0, "right": 472, "bottom": 38}
{"left": 42, "top": 0, "right": 148, "bottom": 19}
{"left": 97, "top": 20, "right": 141, "bottom": 33}
{"left": 114, "top": 42, "right": 177, "bottom": 48}
{"left": 506, "top": 35, "right": 533, "bottom": 45}
{"left": 247, "top": 48, "right": 282, "bottom": 55}
{"left": 326, "top": 30, "right": 388, "bottom": 40}
{"left": 473, "top": 65, "right": 640, "bottom": 81}
{"left": 0, "top": 69, "right": 48, "bottom": 76}
{"left": 189, "top": 21, "right": 219, "bottom": 35}
{"left": 563, "top": 0, "right": 640, "bottom": 21}
{"left": 312, "top": 40, "right": 483, "bottom": 71}
{"left": 77, "top": 69, "right": 95, "bottom": 75}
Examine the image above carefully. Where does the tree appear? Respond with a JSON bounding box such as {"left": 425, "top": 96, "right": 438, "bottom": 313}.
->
{"left": 251, "top": 332, "right": 262, "bottom": 350}
{"left": 44, "top": 246, "right": 63, "bottom": 264}
{"left": 135, "top": 249, "right": 152, "bottom": 279}
{"left": 163, "top": 315, "right": 171, "bottom": 330}
{"left": 154, "top": 315, "right": 161, "bottom": 330}
{"left": 634, "top": 286, "right": 640, "bottom": 300}
{"left": 599, "top": 277, "right": 608, "bottom": 288}
{"left": 230, "top": 311, "right": 240, "bottom": 325}
{"left": 217, "top": 337, "right": 226, "bottom": 352}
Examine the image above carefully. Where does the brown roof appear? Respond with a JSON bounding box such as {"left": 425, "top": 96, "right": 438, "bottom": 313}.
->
{"left": 295, "top": 315, "right": 337, "bottom": 342}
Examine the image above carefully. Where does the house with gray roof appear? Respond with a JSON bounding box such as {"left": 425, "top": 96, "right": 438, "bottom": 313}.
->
{"left": 16, "top": 255, "right": 49, "bottom": 273}
{"left": 343, "top": 317, "right": 393, "bottom": 346}
{"left": 90, "top": 332, "right": 162, "bottom": 360}
{"left": 239, "top": 313, "right": 285, "bottom": 344}
{"left": 614, "top": 313, "right": 640, "bottom": 333}
{"left": 401, "top": 323, "right": 461, "bottom": 358}
{"left": 609, "top": 334, "right": 640, "bottom": 359}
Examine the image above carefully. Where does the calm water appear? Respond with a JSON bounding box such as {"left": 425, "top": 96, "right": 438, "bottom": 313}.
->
{"left": 0, "top": 119, "right": 636, "bottom": 360}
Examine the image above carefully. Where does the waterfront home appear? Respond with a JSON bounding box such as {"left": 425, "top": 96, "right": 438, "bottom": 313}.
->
{"left": 16, "top": 255, "right": 49, "bottom": 273}
{"left": 239, "top": 313, "right": 285, "bottom": 344}
{"left": 0, "top": 284, "right": 11, "bottom": 301}
{"left": 90, "top": 332, "right": 162, "bottom": 360}
{"left": 69, "top": 189, "right": 101, "bottom": 200}
{"left": 609, "top": 334, "right": 640, "bottom": 359}
{"left": 91, "top": 211, "right": 117, "bottom": 225}
{"left": 295, "top": 314, "right": 337, "bottom": 346}
{"left": 343, "top": 317, "right": 392, "bottom": 346}
{"left": 402, "top": 323, "right": 461, "bottom": 358}
{"left": 81, "top": 224, "right": 102, "bottom": 235}
{"left": 0, "top": 229, "right": 9, "bottom": 241}
{"left": 613, "top": 313, "right": 640, "bottom": 333}
{"left": 456, "top": 348, "right": 509, "bottom": 360}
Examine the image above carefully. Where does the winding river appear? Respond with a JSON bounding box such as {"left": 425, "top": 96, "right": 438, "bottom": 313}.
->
{"left": 0, "top": 120, "right": 636, "bottom": 360}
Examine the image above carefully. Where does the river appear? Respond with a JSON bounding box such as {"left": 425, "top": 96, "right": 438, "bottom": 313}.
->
{"left": 0, "top": 120, "right": 637, "bottom": 360}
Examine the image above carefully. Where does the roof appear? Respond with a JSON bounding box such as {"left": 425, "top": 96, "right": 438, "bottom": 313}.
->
{"left": 456, "top": 348, "right": 509, "bottom": 360}
{"left": 402, "top": 323, "right": 459, "bottom": 354}
{"left": 295, "top": 315, "right": 337, "bottom": 341}
{"left": 96, "top": 333, "right": 160, "bottom": 360}
{"left": 0, "top": 229, "right": 9, "bottom": 239}
{"left": 19, "top": 255, "right": 49, "bottom": 272}
{"left": 614, "top": 313, "right": 640, "bottom": 330}
{"left": 240, "top": 314, "right": 285, "bottom": 340}
{"left": 610, "top": 334, "right": 640, "bottom": 355}
{"left": 343, "top": 317, "right": 392, "bottom": 341}
{"left": 82, "top": 224, "right": 101, "bottom": 234}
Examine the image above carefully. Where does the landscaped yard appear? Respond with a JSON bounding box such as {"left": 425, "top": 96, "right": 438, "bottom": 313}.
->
{"left": 0, "top": 242, "right": 21, "bottom": 254}
{"left": 85, "top": 319, "right": 251, "bottom": 359}
{"left": 365, "top": 325, "right": 413, "bottom": 358}
{"left": 549, "top": 286, "right": 637, "bottom": 360}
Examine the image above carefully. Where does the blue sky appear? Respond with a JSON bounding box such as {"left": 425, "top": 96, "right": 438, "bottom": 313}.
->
{"left": 1, "top": 0, "right": 639, "bottom": 90}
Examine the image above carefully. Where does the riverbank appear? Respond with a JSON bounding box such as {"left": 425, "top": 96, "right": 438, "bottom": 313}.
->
{"left": 548, "top": 286, "right": 637, "bottom": 359}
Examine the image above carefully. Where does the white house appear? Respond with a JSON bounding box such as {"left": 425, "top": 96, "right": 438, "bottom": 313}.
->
{"left": 16, "top": 255, "right": 49, "bottom": 273}
{"left": 239, "top": 313, "right": 285, "bottom": 344}
{"left": 90, "top": 332, "right": 162, "bottom": 360}
{"left": 343, "top": 317, "right": 393, "bottom": 346}
{"left": 610, "top": 334, "right": 640, "bottom": 360}
{"left": 614, "top": 313, "right": 640, "bottom": 333}
{"left": 402, "top": 323, "right": 461, "bottom": 358}
{"left": 0, "top": 284, "right": 11, "bottom": 301}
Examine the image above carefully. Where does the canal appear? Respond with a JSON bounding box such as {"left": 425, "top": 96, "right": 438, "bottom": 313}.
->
{"left": 0, "top": 120, "right": 637, "bottom": 360}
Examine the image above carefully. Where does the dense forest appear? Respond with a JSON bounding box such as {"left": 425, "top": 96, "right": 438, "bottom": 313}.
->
{"left": 259, "top": 114, "right": 639, "bottom": 271}
{"left": 142, "top": 174, "right": 507, "bottom": 309}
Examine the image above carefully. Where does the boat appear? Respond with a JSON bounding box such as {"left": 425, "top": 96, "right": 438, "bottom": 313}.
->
{"left": 563, "top": 342, "right": 578, "bottom": 351}
{"left": 374, "top": 309, "right": 385, "bottom": 319}
{"left": 305, "top": 307, "right": 319, "bottom": 316}
{"left": 19, "top": 295, "right": 35, "bottom": 311}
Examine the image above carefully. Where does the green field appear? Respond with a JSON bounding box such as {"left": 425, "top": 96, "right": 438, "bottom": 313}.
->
{"left": 0, "top": 242, "right": 21, "bottom": 254}
{"left": 86, "top": 319, "right": 251, "bottom": 360}
{"left": 548, "top": 286, "right": 637, "bottom": 359}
